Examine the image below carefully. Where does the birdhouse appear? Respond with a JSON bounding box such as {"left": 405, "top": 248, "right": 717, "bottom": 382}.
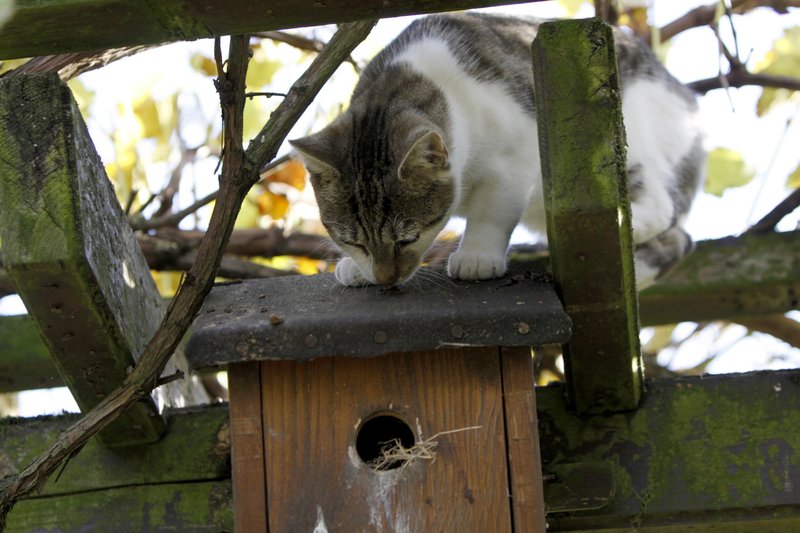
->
{"left": 187, "top": 263, "right": 570, "bottom": 532}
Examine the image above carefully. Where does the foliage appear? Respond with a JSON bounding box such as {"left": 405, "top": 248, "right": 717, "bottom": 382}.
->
{"left": 756, "top": 26, "right": 800, "bottom": 116}
{"left": 704, "top": 147, "right": 756, "bottom": 196}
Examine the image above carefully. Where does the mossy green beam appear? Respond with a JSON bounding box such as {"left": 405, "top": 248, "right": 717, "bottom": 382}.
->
{"left": 532, "top": 19, "right": 642, "bottom": 414}
{"left": 640, "top": 230, "right": 800, "bottom": 326}
{"left": 0, "top": 0, "right": 544, "bottom": 60}
{"left": 0, "top": 73, "right": 179, "bottom": 445}
{"left": 2, "top": 405, "right": 233, "bottom": 532}
{"left": 3, "top": 373, "right": 799, "bottom": 530}
{"left": 539, "top": 369, "right": 800, "bottom": 531}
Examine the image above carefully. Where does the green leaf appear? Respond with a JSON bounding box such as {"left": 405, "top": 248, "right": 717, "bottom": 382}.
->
{"left": 755, "top": 26, "right": 800, "bottom": 116}
{"left": 787, "top": 162, "right": 800, "bottom": 189}
{"left": 704, "top": 147, "right": 756, "bottom": 196}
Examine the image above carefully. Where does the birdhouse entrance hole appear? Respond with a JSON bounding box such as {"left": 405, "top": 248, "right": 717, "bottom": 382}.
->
{"left": 355, "top": 412, "right": 415, "bottom": 470}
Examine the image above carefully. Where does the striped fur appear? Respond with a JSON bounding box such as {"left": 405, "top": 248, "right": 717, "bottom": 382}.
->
{"left": 291, "top": 13, "right": 705, "bottom": 287}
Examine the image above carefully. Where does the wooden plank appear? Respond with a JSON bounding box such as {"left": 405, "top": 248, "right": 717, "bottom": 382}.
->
{"left": 532, "top": 19, "right": 642, "bottom": 414}
{"left": 500, "top": 347, "right": 546, "bottom": 532}
{"left": 539, "top": 369, "right": 800, "bottom": 530}
{"left": 228, "top": 362, "right": 268, "bottom": 533}
{"left": 0, "top": 73, "right": 203, "bottom": 445}
{"left": 0, "top": 0, "right": 546, "bottom": 60}
{"left": 5, "top": 480, "right": 233, "bottom": 533}
{"left": 0, "top": 314, "right": 62, "bottom": 392}
{"left": 640, "top": 230, "right": 800, "bottom": 326}
{"left": 260, "top": 348, "right": 512, "bottom": 532}
{"left": 0, "top": 405, "right": 230, "bottom": 496}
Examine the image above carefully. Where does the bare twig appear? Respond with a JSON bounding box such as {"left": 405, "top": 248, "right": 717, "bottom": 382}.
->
{"left": 246, "top": 91, "right": 287, "bottom": 99}
{"left": 254, "top": 30, "right": 361, "bottom": 71}
{"left": 132, "top": 154, "right": 294, "bottom": 231}
{"left": 0, "top": 19, "right": 377, "bottom": 527}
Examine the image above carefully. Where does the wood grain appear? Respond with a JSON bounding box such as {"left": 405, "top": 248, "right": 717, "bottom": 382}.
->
{"left": 259, "top": 348, "right": 512, "bottom": 532}
{"left": 501, "top": 347, "right": 546, "bottom": 532}
{"left": 229, "top": 362, "right": 269, "bottom": 533}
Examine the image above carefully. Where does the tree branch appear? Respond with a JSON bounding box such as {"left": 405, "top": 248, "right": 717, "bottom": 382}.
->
{"left": 0, "top": 19, "right": 376, "bottom": 527}
{"left": 688, "top": 70, "right": 800, "bottom": 94}
{"left": 746, "top": 188, "right": 800, "bottom": 234}
{"left": 132, "top": 154, "right": 292, "bottom": 231}
{"left": 658, "top": 0, "right": 800, "bottom": 43}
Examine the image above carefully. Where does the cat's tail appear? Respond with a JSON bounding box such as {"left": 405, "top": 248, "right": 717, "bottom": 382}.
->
{"left": 634, "top": 226, "right": 694, "bottom": 290}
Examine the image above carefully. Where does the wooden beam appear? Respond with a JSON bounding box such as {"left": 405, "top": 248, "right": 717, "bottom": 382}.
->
{"left": 640, "top": 230, "right": 800, "bottom": 326}
{"left": 3, "top": 370, "right": 799, "bottom": 531}
{"left": 0, "top": 0, "right": 545, "bottom": 60}
{"left": 539, "top": 369, "right": 800, "bottom": 530}
{"left": 500, "top": 347, "right": 547, "bottom": 532}
{"left": 2, "top": 405, "right": 232, "bottom": 532}
{"left": 532, "top": 19, "right": 642, "bottom": 414}
{"left": 0, "top": 73, "right": 202, "bottom": 445}
{"left": 6, "top": 481, "right": 232, "bottom": 533}
{"left": 0, "top": 405, "right": 229, "bottom": 497}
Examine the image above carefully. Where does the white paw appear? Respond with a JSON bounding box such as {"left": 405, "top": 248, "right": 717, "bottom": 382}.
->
{"left": 335, "top": 257, "right": 371, "bottom": 286}
{"left": 447, "top": 251, "right": 507, "bottom": 280}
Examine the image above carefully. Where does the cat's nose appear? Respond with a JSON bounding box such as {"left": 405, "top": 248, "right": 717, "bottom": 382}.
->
{"left": 374, "top": 271, "right": 399, "bottom": 285}
{"left": 373, "top": 264, "right": 400, "bottom": 285}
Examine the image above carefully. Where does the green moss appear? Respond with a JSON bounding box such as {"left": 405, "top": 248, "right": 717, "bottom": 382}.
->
{"left": 6, "top": 481, "right": 233, "bottom": 532}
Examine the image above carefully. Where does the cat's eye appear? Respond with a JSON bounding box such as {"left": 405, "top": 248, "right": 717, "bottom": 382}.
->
{"left": 342, "top": 240, "right": 367, "bottom": 253}
{"left": 396, "top": 236, "right": 419, "bottom": 247}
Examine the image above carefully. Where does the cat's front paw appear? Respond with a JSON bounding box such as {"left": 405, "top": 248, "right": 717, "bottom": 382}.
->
{"left": 335, "top": 257, "right": 371, "bottom": 286}
{"left": 447, "top": 251, "right": 507, "bottom": 280}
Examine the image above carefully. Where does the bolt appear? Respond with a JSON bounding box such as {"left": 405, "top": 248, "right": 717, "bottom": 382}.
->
{"left": 450, "top": 325, "right": 464, "bottom": 339}
{"left": 305, "top": 334, "right": 318, "bottom": 348}
{"left": 374, "top": 331, "right": 388, "bottom": 344}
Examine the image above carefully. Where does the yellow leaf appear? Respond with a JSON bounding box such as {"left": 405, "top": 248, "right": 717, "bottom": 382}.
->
{"left": 67, "top": 78, "right": 95, "bottom": 111}
{"left": 704, "top": 147, "right": 756, "bottom": 196}
{"left": 755, "top": 27, "right": 800, "bottom": 116}
{"left": 294, "top": 257, "right": 322, "bottom": 276}
{"left": 0, "top": 58, "right": 28, "bottom": 75}
{"left": 787, "top": 162, "right": 800, "bottom": 189}
{"left": 262, "top": 159, "right": 307, "bottom": 190}
{"left": 256, "top": 190, "right": 290, "bottom": 220}
{"left": 190, "top": 53, "right": 218, "bottom": 77}
{"left": 558, "top": 0, "right": 587, "bottom": 17}
{"left": 246, "top": 45, "right": 281, "bottom": 89}
{"left": 151, "top": 270, "right": 184, "bottom": 298}
{"left": 243, "top": 98, "right": 268, "bottom": 144}
{"left": 133, "top": 96, "right": 161, "bottom": 139}
{"left": 234, "top": 194, "right": 261, "bottom": 229}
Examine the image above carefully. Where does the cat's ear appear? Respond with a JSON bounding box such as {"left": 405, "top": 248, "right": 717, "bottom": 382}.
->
{"left": 289, "top": 132, "right": 341, "bottom": 185}
{"left": 398, "top": 130, "right": 449, "bottom": 182}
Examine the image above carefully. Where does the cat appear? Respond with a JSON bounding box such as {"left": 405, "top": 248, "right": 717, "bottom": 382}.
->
{"left": 290, "top": 12, "right": 705, "bottom": 288}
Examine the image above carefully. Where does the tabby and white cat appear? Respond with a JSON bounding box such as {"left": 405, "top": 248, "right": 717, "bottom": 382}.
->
{"left": 291, "top": 13, "right": 705, "bottom": 287}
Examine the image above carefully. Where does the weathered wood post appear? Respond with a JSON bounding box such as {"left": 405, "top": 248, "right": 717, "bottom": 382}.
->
{"left": 0, "top": 73, "right": 205, "bottom": 446}
{"left": 188, "top": 266, "right": 568, "bottom": 532}
{"left": 532, "top": 19, "right": 643, "bottom": 414}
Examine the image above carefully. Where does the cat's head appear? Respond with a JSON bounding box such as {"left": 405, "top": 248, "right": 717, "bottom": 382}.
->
{"left": 290, "top": 110, "right": 455, "bottom": 285}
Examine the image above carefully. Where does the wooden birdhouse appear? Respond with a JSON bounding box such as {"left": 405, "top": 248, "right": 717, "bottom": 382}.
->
{"left": 187, "top": 264, "right": 569, "bottom": 532}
